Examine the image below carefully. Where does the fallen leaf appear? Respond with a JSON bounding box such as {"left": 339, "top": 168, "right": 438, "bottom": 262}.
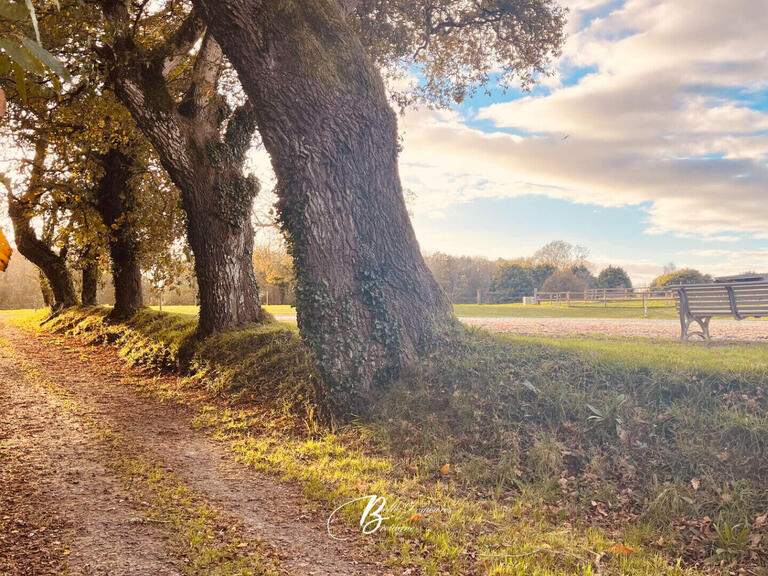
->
{"left": 356, "top": 482, "right": 368, "bottom": 492}
{"left": 409, "top": 513, "right": 424, "bottom": 522}
{"left": 440, "top": 463, "right": 450, "bottom": 476}
{"left": 690, "top": 477, "right": 700, "bottom": 491}
{"left": 606, "top": 544, "right": 634, "bottom": 556}
{"left": 754, "top": 514, "right": 767, "bottom": 529}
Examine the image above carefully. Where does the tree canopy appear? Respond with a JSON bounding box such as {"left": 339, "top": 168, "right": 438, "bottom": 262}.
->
{"left": 597, "top": 266, "right": 632, "bottom": 289}
{"left": 652, "top": 268, "right": 712, "bottom": 289}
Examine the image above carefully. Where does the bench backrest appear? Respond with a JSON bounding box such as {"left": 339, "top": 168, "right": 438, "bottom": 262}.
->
{"left": 675, "top": 282, "right": 768, "bottom": 318}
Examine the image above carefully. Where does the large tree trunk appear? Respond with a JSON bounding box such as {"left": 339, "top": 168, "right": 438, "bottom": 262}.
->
{"left": 81, "top": 260, "right": 99, "bottom": 306}
{"left": 94, "top": 148, "right": 143, "bottom": 320}
{"left": 7, "top": 136, "right": 78, "bottom": 310}
{"left": 194, "top": 0, "right": 456, "bottom": 413}
{"left": 96, "top": 8, "right": 262, "bottom": 336}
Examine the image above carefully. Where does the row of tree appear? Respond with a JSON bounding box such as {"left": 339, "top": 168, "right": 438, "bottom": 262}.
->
{"left": 0, "top": 0, "right": 567, "bottom": 414}
{"left": 426, "top": 244, "right": 728, "bottom": 304}
{"left": 425, "top": 241, "right": 634, "bottom": 303}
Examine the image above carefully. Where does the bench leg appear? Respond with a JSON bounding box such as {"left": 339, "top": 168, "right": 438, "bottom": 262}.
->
{"left": 681, "top": 315, "right": 711, "bottom": 341}
{"left": 680, "top": 312, "right": 690, "bottom": 341}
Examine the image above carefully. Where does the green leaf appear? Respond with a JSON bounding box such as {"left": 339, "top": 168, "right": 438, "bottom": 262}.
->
{"left": 586, "top": 404, "right": 603, "bottom": 417}
{"left": 12, "top": 60, "right": 26, "bottom": 102}
{"left": 0, "top": 52, "right": 9, "bottom": 75}
{"left": 23, "top": 0, "right": 39, "bottom": 43}
{"left": 21, "top": 36, "right": 68, "bottom": 81}
{"left": 0, "top": 38, "right": 44, "bottom": 75}
{"left": 0, "top": 0, "right": 28, "bottom": 21}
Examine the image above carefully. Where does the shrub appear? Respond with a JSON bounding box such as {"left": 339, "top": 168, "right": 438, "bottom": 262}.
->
{"left": 652, "top": 268, "right": 712, "bottom": 289}
{"left": 541, "top": 270, "right": 588, "bottom": 293}
{"left": 488, "top": 262, "right": 533, "bottom": 303}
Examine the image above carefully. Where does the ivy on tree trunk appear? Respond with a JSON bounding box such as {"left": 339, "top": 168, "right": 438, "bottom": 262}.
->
{"left": 94, "top": 148, "right": 144, "bottom": 320}
{"left": 193, "top": 0, "right": 456, "bottom": 415}
{"left": 97, "top": 3, "right": 263, "bottom": 337}
{"left": 81, "top": 260, "right": 99, "bottom": 306}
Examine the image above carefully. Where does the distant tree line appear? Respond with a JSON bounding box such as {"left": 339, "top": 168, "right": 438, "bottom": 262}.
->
{"left": 425, "top": 241, "right": 636, "bottom": 304}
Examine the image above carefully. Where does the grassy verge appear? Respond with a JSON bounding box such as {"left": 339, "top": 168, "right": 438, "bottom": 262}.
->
{"left": 13, "top": 308, "right": 768, "bottom": 575}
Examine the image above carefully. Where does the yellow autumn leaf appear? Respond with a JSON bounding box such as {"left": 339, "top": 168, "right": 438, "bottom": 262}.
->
{"left": 0, "top": 227, "right": 12, "bottom": 272}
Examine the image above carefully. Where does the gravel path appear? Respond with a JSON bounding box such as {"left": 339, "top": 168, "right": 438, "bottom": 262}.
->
{"left": 460, "top": 317, "right": 768, "bottom": 340}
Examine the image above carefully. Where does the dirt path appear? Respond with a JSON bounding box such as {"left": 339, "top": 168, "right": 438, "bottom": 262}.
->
{"left": 0, "top": 339, "right": 180, "bottom": 575}
{"left": 0, "top": 319, "right": 383, "bottom": 576}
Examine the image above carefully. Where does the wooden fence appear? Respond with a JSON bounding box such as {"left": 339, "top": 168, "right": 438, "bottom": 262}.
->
{"left": 534, "top": 286, "right": 677, "bottom": 311}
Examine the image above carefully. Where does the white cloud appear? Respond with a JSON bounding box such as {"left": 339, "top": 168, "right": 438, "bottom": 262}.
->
{"left": 398, "top": 0, "right": 768, "bottom": 244}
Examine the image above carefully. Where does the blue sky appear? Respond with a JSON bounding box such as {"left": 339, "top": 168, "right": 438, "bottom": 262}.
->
{"left": 397, "top": 0, "right": 768, "bottom": 284}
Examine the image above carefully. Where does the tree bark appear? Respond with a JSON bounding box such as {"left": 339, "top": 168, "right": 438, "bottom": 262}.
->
{"left": 97, "top": 5, "right": 262, "bottom": 336}
{"left": 81, "top": 260, "right": 99, "bottom": 305}
{"left": 94, "top": 148, "right": 143, "bottom": 320}
{"left": 194, "top": 0, "right": 456, "bottom": 414}
{"left": 39, "top": 270, "right": 54, "bottom": 308}
{"left": 7, "top": 136, "right": 78, "bottom": 310}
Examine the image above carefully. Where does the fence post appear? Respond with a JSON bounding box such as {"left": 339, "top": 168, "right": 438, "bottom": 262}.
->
{"left": 603, "top": 288, "right": 607, "bottom": 308}
{"left": 476, "top": 288, "right": 481, "bottom": 305}
{"left": 643, "top": 291, "right": 647, "bottom": 318}
{"left": 567, "top": 292, "right": 571, "bottom": 307}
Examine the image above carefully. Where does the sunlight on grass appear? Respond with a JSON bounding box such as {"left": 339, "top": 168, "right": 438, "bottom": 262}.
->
{"left": 504, "top": 334, "right": 768, "bottom": 373}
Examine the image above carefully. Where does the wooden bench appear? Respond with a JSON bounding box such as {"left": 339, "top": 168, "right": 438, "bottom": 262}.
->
{"left": 673, "top": 281, "right": 768, "bottom": 340}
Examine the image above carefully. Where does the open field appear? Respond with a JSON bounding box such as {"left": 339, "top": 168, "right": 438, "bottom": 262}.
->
{"left": 454, "top": 301, "right": 681, "bottom": 319}
{"left": 4, "top": 307, "right": 766, "bottom": 575}
{"left": 505, "top": 333, "right": 768, "bottom": 372}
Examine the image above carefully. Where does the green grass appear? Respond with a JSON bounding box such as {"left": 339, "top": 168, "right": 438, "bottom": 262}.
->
{"left": 506, "top": 334, "right": 768, "bottom": 373}
{"left": 15, "top": 308, "right": 768, "bottom": 575}
{"left": 155, "top": 305, "right": 296, "bottom": 318}
{"left": 454, "top": 301, "right": 681, "bottom": 319}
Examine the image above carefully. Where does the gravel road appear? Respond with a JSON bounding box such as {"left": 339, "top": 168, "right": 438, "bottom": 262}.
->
{"left": 460, "top": 317, "right": 768, "bottom": 340}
